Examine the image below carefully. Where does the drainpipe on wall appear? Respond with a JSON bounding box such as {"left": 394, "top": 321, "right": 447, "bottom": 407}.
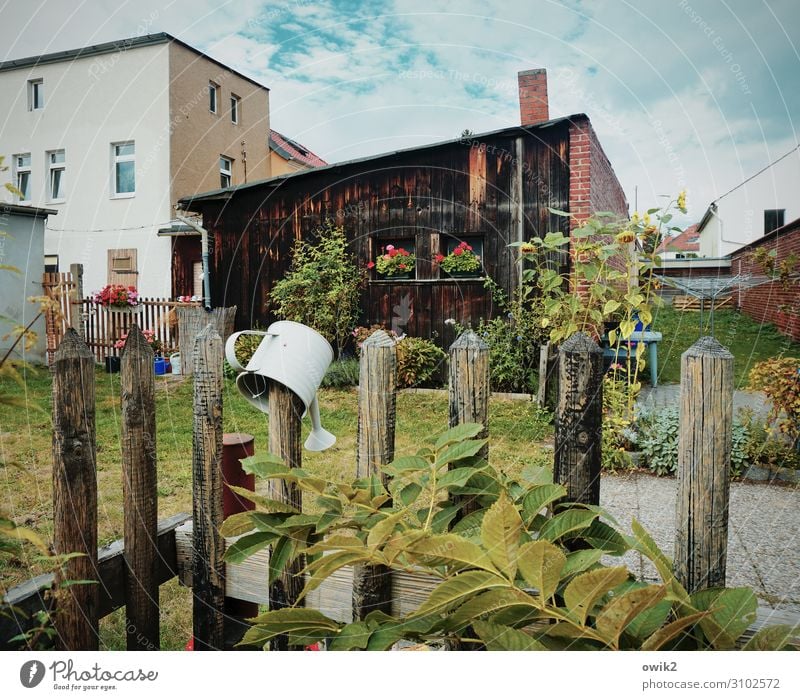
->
{"left": 176, "top": 215, "right": 212, "bottom": 310}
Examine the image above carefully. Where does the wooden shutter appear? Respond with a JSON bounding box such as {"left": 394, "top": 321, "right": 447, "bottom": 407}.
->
{"left": 107, "top": 248, "right": 138, "bottom": 287}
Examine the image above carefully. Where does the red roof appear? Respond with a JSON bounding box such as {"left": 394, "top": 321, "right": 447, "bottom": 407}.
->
{"left": 657, "top": 223, "right": 701, "bottom": 254}
{"left": 269, "top": 129, "right": 327, "bottom": 168}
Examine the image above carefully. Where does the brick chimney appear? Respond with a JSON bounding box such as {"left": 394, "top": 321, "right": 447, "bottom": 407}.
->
{"left": 518, "top": 68, "right": 549, "bottom": 125}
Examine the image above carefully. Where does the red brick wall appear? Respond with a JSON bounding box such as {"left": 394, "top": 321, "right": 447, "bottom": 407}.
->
{"left": 730, "top": 219, "right": 800, "bottom": 341}
{"left": 518, "top": 69, "right": 550, "bottom": 125}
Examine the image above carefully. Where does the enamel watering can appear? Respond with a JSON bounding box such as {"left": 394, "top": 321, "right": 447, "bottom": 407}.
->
{"left": 224, "top": 321, "right": 336, "bottom": 451}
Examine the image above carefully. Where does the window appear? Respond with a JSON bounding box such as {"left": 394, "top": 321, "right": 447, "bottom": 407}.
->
{"left": 220, "top": 156, "right": 232, "bottom": 188}
{"left": 112, "top": 141, "right": 135, "bottom": 196}
{"left": 13, "top": 153, "right": 31, "bottom": 200}
{"left": 764, "top": 209, "right": 785, "bottom": 235}
{"left": 209, "top": 81, "right": 218, "bottom": 113}
{"left": 44, "top": 254, "right": 59, "bottom": 273}
{"left": 230, "top": 94, "right": 240, "bottom": 124}
{"left": 193, "top": 261, "right": 204, "bottom": 296}
{"left": 47, "top": 149, "right": 65, "bottom": 201}
{"left": 28, "top": 79, "right": 43, "bottom": 110}
{"left": 439, "top": 235, "right": 484, "bottom": 278}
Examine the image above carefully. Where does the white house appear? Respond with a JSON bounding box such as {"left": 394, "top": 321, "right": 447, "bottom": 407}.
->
{"left": 698, "top": 145, "right": 800, "bottom": 258}
{"left": 0, "top": 33, "right": 271, "bottom": 299}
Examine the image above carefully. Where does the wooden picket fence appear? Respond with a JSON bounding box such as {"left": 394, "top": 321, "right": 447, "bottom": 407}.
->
{"left": 2, "top": 326, "right": 797, "bottom": 651}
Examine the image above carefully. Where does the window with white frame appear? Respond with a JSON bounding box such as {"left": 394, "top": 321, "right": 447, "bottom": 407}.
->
{"left": 47, "top": 149, "right": 65, "bottom": 201}
{"left": 28, "top": 79, "right": 44, "bottom": 110}
{"left": 230, "top": 94, "right": 240, "bottom": 124}
{"left": 14, "top": 153, "right": 31, "bottom": 200}
{"left": 112, "top": 141, "right": 135, "bottom": 196}
{"left": 220, "top": 156, "right": 232, "bottom": 188}
{"left": 209, "top": 81, "right": 218, "bottom": 113}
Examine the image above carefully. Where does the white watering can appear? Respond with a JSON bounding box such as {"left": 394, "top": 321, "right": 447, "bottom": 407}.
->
{"left": 224, "top": 320, "right": 336, "bottom": 452}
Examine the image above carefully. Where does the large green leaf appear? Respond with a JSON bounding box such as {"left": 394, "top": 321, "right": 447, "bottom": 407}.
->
{"left": 521, "top": 484, "right": 567, "bottom": 525}
{"left": 224, "top": 531, "right": 278, "bottom": 564}
{"left": 239, "top": 452, "right": 286, "bottom": 478}
{"left": 563, "top": 567, "right": 630, "bottom": 625}
{"left": 628, "top": 520, "right": 690, "bottom": 605}
{"left": 473, "top": 621, "right": 548, "bottom": 650}
{"left": 365, "top": 615, "right": 443, "bottom": 650}
{"left": 480, "top": 491, "right": 523, "bottom": 579}
{"left": 434, "top": 422, "right": 483, "bottom": 450}
{"left": 301, "top": 551, "right": 370, "bottom": 598}
{"left": 448, "top": 588, "right": 540, "bottom": 627}
{"left": 692, "top": 587, "right": 757, "bottom": 649}
{"left": 366, "top": 510, "right": 406, "bottom": 550}
{"left": 595, "top": 584, "right": 667, "bottom": 647}
{"left": 538, "top": 509, "right": 598, "bottom": 543}
{"left": 561, "top": 549, "right": 605, "bottom": 578}
{"left": 743, "top": 625, "right": 800, "bottom": 651}
{"left": 385, "top": 455, "right": 429, "bottom": 474}
{"left": 415, "top": 571, "right": 510, "bottom": 616}
{"left": 403, "top": 533, "right": 498, "bottom": 573}
{"left": 220, "top": 511, "right": 257, "bottom": 537}
{"left": 227, "top": 485, "right": 300, "bottom": 514}
{"left": 437, "top": 467, "right": 480, "bottom": 490}
{"left": 434, "top": 439, "right": 488, "bottom": 469}
{"left": 517, "top": 540, "right": 566, "bottom": 602}
{"left": 641, "top": 611, "right": 709, "bottom": 651}
{"left": 396, "top": 482, "right": 422, "bottom": 507}
{"left": 268, "top": 536, "right": 300, "bottom": 585}
{"left": 624, "top": 597, "right": 673, "bottom": 642}
{"left": 240, "top": 608, "right": 340, "bottom": 647}
{"left": 327, "top": 622, "right": 372, "bottom": 650}
{"left": 579, "top": 520, "right": 629, "bottom": 556}
{"left": 451, "top": 509, "right": 485, "bottom": 539}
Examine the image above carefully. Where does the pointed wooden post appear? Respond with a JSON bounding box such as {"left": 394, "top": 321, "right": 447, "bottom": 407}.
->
{"left": 52, "top": 328, "right": 99, "bottom": 650}
{"left": 353, "top": 330, "right": 397, "bottom": 620}
{"left": 554, "top": 332, "right": 603, "bottom": 506}
{"left": 448, "top": 330, "right": 489, "bottom": 519}
{"left": 267, "top": 380, "right": 305, "bottom": 649}
{"left": 120, "top": 325, "right": 159, "bottom": 650}
{"left": 675, "top": 336, "right": 734, "bottom": 592}
{"left": 191, "top": 324, "right": 225, "bottom": 651}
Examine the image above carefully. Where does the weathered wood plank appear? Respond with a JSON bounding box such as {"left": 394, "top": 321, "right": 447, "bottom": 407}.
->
{"left": 353, "top": 330, "right": 397, "bottom": 619}
{"left": 1, "top": 514, "right": 190, "bottom": 650}
{"left": 448, "top": 330, "right": 489, "bottom": 520}
{"left": 52, "top": 329, "right": 99, "bottom": 651}
{"left": 674, "top": 336, "right": 734, "bottom": 592}
{"left": 267, "top": 380, "right": 305, "bottom": 650}
{"left": 554, "top": 332, "right": 603, "bottom": 506}
{"left": 191, "top": 324, "right": 225, "bottom": 651}
{"left": 120, "top": 326, "right": 159, "bottom": 650}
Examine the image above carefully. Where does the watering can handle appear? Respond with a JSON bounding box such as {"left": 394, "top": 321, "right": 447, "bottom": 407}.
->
{"left": 224, "top": 330, "right": 273, "bottom": 373}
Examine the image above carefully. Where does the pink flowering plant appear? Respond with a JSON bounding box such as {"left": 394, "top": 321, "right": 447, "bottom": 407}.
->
{"left": 372, "top": 244, "right": 415, "bottom": 277}
{"left": 435, "top": 241, "right": 481, "bottom": 274}
{"left": 114, "top": 328, "right": 162, "bottom": 355}
{"left": 92, "top": 284, "right": 139, "bottom": 308}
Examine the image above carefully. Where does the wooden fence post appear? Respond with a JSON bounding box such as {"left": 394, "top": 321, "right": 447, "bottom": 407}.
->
{"left": 448, "top": 330, "right": 489, "bottom": 519}
{"left": 674, "top": 336, "right": 734, "bottom": 592}
{"left": 554, "top": 332, "right": 603, "bottom": 506}
{"left": 191, "top": 324, "right": 225, "bottom": 650}
{"left": 353, "top": 330, "right": 397, "bottom": 620}
{"left": 52, "top": 328, "right": 99, "bottom": 650}
{"left": 120, "top": 325, "right": 159, "bottom": 650}
{"left": 267, "top": 380, "right": 305, "bottom": 649}
{"left": 537, "top": 343, "right": 559, "bottom": 410}
{"left": 69, "top": 263, "right": 84, "bottom": 337}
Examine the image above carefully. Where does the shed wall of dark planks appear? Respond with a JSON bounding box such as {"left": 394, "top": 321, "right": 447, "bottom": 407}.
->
{"left": 203, "top": 127, "right": 572, "bottom": 343}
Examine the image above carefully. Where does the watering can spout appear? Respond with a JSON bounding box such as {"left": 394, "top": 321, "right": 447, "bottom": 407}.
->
{"left": 304, "top": 395, "right": 336, "bottom": 451}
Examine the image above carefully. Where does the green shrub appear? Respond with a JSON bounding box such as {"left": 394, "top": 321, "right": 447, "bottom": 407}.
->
{"left": 739, "top": 408, "right": 800, "bottom": 472}
{"left": 321, "top": 358, "right": 360, "bottom": 388}
{"left": 396, "top": 336, "right": 446, "bottom": 388}
{"left": 224, "top": 423, "right": 796, "bottom": 651}
{"left": 269, "top": 220, "right": 364, "bottom": 357}
{"left": 602, "top": 370, "right": 639, "bottom": 472}
{"left": 638, "top": 407, "right": 749, "bottom": 478}
{"left": 748, "top": 357, "right": 800, "bottom": 442}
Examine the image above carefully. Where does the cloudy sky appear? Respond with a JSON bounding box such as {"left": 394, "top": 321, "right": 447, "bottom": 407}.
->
{"left": 2, "top": 0, "right": 798, "bottom": 227}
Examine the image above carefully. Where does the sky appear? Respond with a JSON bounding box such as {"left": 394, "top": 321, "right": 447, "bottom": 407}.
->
{"left": 1, "top": 0, "right": 799, "bottom": 229}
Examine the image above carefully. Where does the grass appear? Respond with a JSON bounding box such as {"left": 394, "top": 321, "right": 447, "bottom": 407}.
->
{"left": 0, "top": 365, "right": 553, "bottom": 649}
{"left": 652, "top": 305, "right": 800, "bottom": 385}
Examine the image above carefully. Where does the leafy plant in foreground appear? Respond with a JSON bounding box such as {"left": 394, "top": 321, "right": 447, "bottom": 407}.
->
{"left": 222, "top": 424, "right": 797, "bottom": 651}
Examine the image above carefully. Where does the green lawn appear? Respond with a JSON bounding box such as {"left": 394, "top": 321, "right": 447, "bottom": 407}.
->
{"left": 652, "top": 305, "right": 800, "bottom": 385}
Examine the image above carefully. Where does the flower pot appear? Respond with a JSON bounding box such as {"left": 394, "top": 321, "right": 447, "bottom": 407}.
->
{"left": 379, "top": 272, "right": 413, "bottom": 281}
{"left": 105, "top": 355, "right": 121, "bottom": 373}
{"left": 441, "top": 269, "right": 483, "bottom": 279}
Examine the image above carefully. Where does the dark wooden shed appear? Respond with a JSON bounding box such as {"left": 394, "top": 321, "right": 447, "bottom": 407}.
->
{"left": 179, "top": 113, "right": 627, "bottom": 346}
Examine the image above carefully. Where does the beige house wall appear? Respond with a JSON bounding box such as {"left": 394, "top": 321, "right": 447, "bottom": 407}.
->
{"left": 168, "top": 42, "right": 270, "bottom": 205}
{"left": 269, "top": 151, "right": 308, "bottom": 177}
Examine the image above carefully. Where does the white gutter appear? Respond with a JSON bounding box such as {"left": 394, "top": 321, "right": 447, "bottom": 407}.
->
{"left": 176, "top": 215, "right": 212, "bottom": 310}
